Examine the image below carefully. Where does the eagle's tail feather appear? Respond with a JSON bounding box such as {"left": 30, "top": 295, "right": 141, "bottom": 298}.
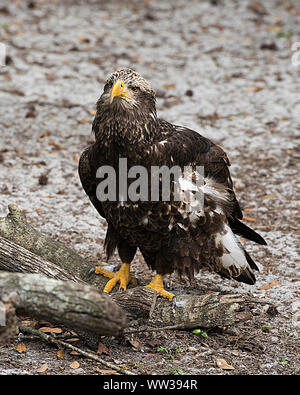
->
{"left": 228, "top": 217, "right": 267, "bottom": 245}
{"left": 235, "top": 266, "right": 257, "bottom": 285}
{"left": 244, "top": 249, "right": 259, "bottom": 271}
{"left": 216, "top": 224, "right": 257, "bottom": 285}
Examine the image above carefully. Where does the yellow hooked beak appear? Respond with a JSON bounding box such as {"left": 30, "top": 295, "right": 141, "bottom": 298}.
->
{"left": 110, "top": 79, "right": 133, "bottom": 103}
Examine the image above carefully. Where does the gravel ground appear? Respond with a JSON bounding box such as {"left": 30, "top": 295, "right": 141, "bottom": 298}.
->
{"left": 0, "top": 0, "right": 299, "bottom": 375}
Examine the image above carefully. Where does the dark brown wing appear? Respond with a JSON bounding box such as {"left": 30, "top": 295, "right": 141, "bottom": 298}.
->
{"left": 154, "top": 120, "right": 266, "bottom": 245}
{"left": 203, "top": 144, "right": 243, "bottom": 219}
{"left": 156, "top": 120, "right": 243, "bottom": 219}
{"left": 79, "top": 146, "right": 139, "bottom": 262}
{"left": 78, "top": 145, "right": 106, "bottom": 219}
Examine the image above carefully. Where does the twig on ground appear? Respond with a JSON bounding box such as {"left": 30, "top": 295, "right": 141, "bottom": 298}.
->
{"left": 18, "top": 324, "right": 135, "bottom": 375}
{"left": 124, "top": 323, "right": 185, "bottom": 335}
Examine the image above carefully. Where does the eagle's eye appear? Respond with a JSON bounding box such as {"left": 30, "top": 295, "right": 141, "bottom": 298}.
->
{"left": 129, "top": 85, "right": 139, "bottom": 92}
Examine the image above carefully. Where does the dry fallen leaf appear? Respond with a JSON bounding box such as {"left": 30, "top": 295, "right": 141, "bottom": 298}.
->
{"left": 36, "top": 208, "right": 43, "bottom": 216}
{"left": 259, "top": 280, "right": 281, "bottom": 290}
{"left": 97, "top": 342, "right": 111, "bottom": 355}
{"left": 36, "top": 363, "right": 48, "bottom": 373}
{"left": 70, "top": 361, "right": 80, "bottom": 369}
{"left": 16, "top": 343, "right": 27, "bottom": 353}
{"left": 79, "top": 117, "right": 88, "bottom": 124}
{"left": 129, "top": 339, "right": 142, "bottom": 349}
{"left": 57, "top": 349, "right": 64, "bottom": 359}
{"left": 70, "top": 351, "right": 80, "bottom": 355}
{"left": 21, "top": 320, "right": 36, "bottom": 327}
{"left": 262, "top": 193, "right": 276, "bottom": 199}
{"left": 39, "top": 327, "right": 62, "bottom": 334}
{"left": 48, "top": 140, "right": 63, "bottom": 150}
{"left": 73, "top": 153, "right": 79, "bottom": 163}
{"left": 216, "top": 358, "right": 235, "bottom": 370}
{"left": 163, "top": 83, "right": 176, "bottom": 90}
{"left": 248, "top": 1, "right": 268, "bottom": 16}
{"left": 45, "top": 72, "right": 54, "bottom": 81}
{"left": 76, "top": 36, "right": 90, "bottom": 43}
{"left": 243, "top": 86, "right": 264, "bottom": 93}
{"left": 265, "top": 25, "right": 282, "bottom": 33}
{"left": 65, "top": 337, "right": 80, "bottom": 343}
{"left": 242, "top": 215, "right": 257, "bottom": 222}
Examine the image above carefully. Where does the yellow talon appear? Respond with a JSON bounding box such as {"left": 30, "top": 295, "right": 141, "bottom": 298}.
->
{"left": 146, "top": 274, "right": 174, "bottom": 301}
{"left": 94, "top": 266, "right": 115, "bottom": 279}
{"left": 93, "top": 263, "right": 136, "bottom": 293}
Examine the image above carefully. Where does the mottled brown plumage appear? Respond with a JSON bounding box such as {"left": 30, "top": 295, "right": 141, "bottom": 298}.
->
{"left": 79, "top": 68, "right": 266, "bottom": 298}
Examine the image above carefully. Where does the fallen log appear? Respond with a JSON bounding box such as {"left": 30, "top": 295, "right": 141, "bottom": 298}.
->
{"left": 0, "top": 205, "right": 252, "bottom": 332}
{"left": 153, "top": 292, "right": 250, "bottom": 328}
{"left": 114, "top": 287, "right": 251, "bottom": 328}
{"left": 0, "top": 291, "right": 19, "bottom": 343}
{"left": 0, "top": 271, "right": 127, "bottom": 336}
{"left": 0, "top": 236, "right": 82, "bottom": 283}
{"left": 0, "top": 204, "right": 93, "bottom": 280}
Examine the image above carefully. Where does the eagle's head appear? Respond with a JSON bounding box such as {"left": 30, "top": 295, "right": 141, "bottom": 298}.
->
{"left": 97, "top": 68, "right": 157, "bottom": 121}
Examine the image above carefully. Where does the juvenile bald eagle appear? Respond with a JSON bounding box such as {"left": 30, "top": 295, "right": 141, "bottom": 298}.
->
{"left": 79, "top": 68, "right": 266, "bottom": 300}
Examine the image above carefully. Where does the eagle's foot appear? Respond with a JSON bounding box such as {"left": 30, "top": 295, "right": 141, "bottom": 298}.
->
{"left": 146, "top": 274, "right": 174, "bottom": 301}
{"left": 93, "top": 263, "right": 137, "bottom": 293}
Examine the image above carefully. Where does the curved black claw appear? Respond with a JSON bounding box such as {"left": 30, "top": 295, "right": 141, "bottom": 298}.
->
{"left": 172, "top": 295, "right": 177, "bottom": 308}
{"left": 88, "top": 266, "right": 96, "bottom": 277}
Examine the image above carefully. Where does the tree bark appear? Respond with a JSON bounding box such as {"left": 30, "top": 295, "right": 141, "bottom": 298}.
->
{"left": 0, "top": 271, "right": 127, "bottom": 336}
{"left": 0, "top": 291, "right": 19, "bottom": 343}
{"left": 0, "top": 204, "right": 107, "bottom": 289}
{"left": 113, "top": 287, "right": 251, "bottom": 328}
{"left": 0, "top": 235, "right": 83, "bottom": 282}
{"left": 0, "top": 205, "right": 83, "bottom": 270}
{"left": 152, "top": 292, "right": 250, "bottom": 328}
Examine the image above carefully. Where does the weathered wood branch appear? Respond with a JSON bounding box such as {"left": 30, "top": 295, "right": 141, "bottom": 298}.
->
{"left": 0, "top": 205, "right": 92, "bottom": 279}
{"left": 0, "top": 205, "right": 253, "bottom": 332}
{"left": 0, "top": 291, "right": 19, "bottom": 343}
{"left": 0, "top": 236, "right": 83, "bottom": 282}
{"left": 114, "top": 287, "right": 251, "bottom": 328}
{"left": 0, "top": 271, "right": 127, "bottom": 336}
{"left": 153, "top": 292, "right": 250, "bottom": 328}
